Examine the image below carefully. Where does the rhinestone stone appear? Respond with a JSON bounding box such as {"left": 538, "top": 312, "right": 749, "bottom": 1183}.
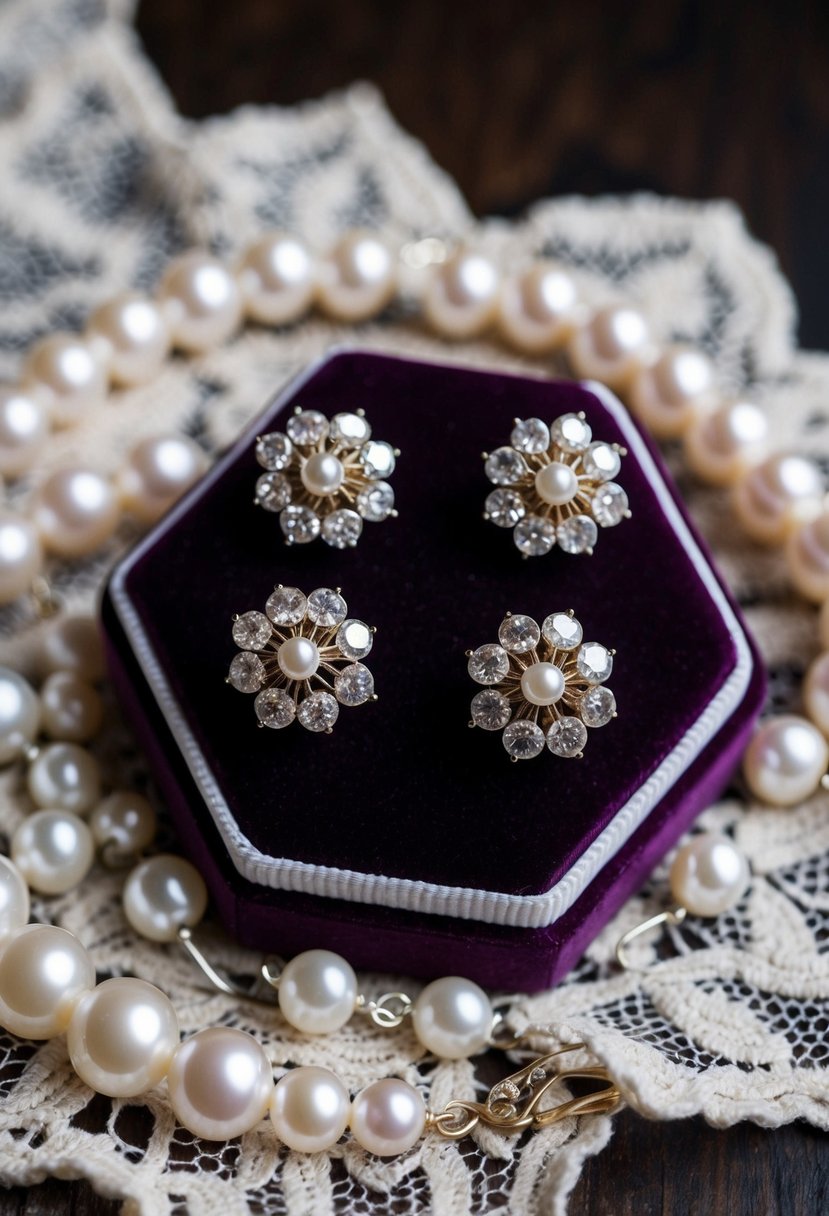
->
{"left": 510, "top": 417, "right": 550, "bottom": 454}
{"left": 498, "top": 614, "right": 541, "bottom": 654}
{"left": 467, "top": 644, "right": 510, "bottom": 685}
{"left": 287, "top": 410, "right": 328, "bottom": 446}
{"left": 577, "top": 642, "right": 614, "bottom": 684}
{"left": 592, "top": 482, "right": 629, "bottom": 527}
{"left": 470, "top": 689, "right": 512, "bottom": 730}
{"left": 542, "top": 612, "right": 583, "bottom": 650}
{"left": 582, "top": 441, "right": 621, "bottom": 482}
{"left": 550, "top": 413, "right": 592, "bottom": 453}
{"left": 280, "top": 504, "right": 321, "bottom": 545}
{"left": 336, "top": 619, "right": 373, "bottom": 660}
{"left": 254, "top": 688, "right": 296, "bottom": 729}
{"left": 580, "top": 685, "right": 617, "bottom": 727}
{"left": 232, "top": 611, "right": 272, "bottom": 651}
{"left": 334, "top": 662, "right": 375, "bottom": 706}
{"left": 329, "top": 412, "right": 371, "bottom": 446}
{"left": 306, "top": 587, "right": 347, "bottom": 627}
{"left": 547, "top": 716, "right": 588, "bottom": 757}
{"left": 556, "top": 515, "right": 598, "bottom": 554}
{"left": 297, "top": 690, "right": 339, "bottom": 732}
{"left": 255, "top": 432, "right": 293, "bottom": 471}
{"left": 503, "top": 720, "right": 546, "bottom": 760}
{"left": 514, "top": 515, "right": 555, "bottom": 556}
{"left": 255, "top": 471, "right": 292, "bottom": 512}
{"left": 360, "top": 440, "right": 396, "bottom": 480}
{"left": 485, "top": 488, "right": 526, "bottom": 528}
{"left": 484, "top": 446, "right": 528, "bottom": 486}
{"left": 266, "top": 585, "right": 307, "bottom": 625}
{"left": 356, "top": 481, "right": 395, "bottom": 521}
{"left": 322, "top": 509, "right": 363, "bottom": 549}
{"left": 228, "top": 652, "right": 266, "bottom": 693}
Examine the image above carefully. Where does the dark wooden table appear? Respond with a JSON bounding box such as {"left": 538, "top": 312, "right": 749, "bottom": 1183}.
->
{"left": 6, "top": 2, "right": 829, "bottom": 1211}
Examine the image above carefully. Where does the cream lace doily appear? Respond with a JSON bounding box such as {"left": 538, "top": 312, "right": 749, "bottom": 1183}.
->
{"left": 1, "top": 1, "right": 828, "bottom": 1212}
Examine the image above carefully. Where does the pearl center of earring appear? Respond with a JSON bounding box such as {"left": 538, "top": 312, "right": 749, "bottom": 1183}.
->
{"left": 535, "top": 461, "right": 579, "bottom": 506}
{"left": 278, "top": 636, "right": 320, "bottom": 682}
{"left": 301, "top": 453, "right": 345, "bottom": 497}
{"left": 520, "top": 661, "right": 565, "bottom": 706}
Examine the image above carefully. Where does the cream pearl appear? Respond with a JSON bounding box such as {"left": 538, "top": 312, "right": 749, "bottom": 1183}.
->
{"left": 422, "top": 249, "right": 500, "bottom": 340}
{"left": 0, "top": 514, "right": 42, "bottom": 606}
{"left": 157, "top": 251, "right": 243, "bottom": 354}
{"left": 316, "top": 231, "right": 396, "bottom": 322}
{"left": 684, "top": 399, "right": 768, "bottom": 486}
{"left": 411, "top": 976, "right": 493, "bottom": 1059}
{"left": 0, "top": 923, "right": 94, "bottom": 1038}
{"left": 350, "top": 1078, "right": 426, "bottom": 1157}
{"left": 86, "top": 293, "right": 171, "bottom": 386}
{"left": 732, "top": 454, "right": 824, "bottom": 546}
{"left": 90, "top": 790, "right": 157, "bottom": 856}
{"left": 628, "top": 346, "right": 715, "bottom": 439}
{"left": 805, "top": 652, "right": 829, "bottom": 738}
{"left": 11, "top": 809, "right": 94, "bottom": 895}
{"left": 40, "top": 672, "right": 103, "bottom": 743}
{"left": 669, "top": 834, "right": 750, "bottom": 917}
{"left": 567, "top": 304, "right": 652, "bottom": 390}
{"left": 117, "top": 435, "right": 208, "bottom": 525}
{"left": 238, "top": 233, "right": 316, "bottom": 325}
{"left": 0, "top": 666, "right": 40, "bottom": 764}
{"left": 278, "top": 636, "right": 320, "bottom": 683}
{"left": 40, "top": 614, "right": 105, "bottom": 683}
{"left": 68, "top": 977, "right": 179, "bottom": 1097}
{"left": 520, "top": 662, "right": 565, "bottom": 707}
{"left": 300, "top": 452, "right": 345, "bottom": 498}
{"left": 22, "top": 333, "right": 108, "bottom": 426}
{"left": 27, "top": 741, "right": 102, "bottom": 815}
{"left": 498, "top": 263, "right": 578, "bottom": 353}
{"left": 270, "top": 1066, "right": 350, "bottom": 1152}
{"left": 122, "top": 853, "right": 208, "bottom": 942}
{"left": 535, "top": 461, "right": 578, "bottom": 506}
{"left": 278, "top": 949, "right": 357, "bottom": 1035}
{"left": 167, "top": 1027, "right": 273, "bottom": 1140}
{"left": 786, "top": 511, "right": 829, "bottom": 602}
{"left": 743, "top": 714, "right": 829, "bottom": 807}
{"left": 33, "top": 467, "right": 120, "bottom": 559}
{"left": 0, "top": 385, "right": 49, "bottom": 476}
{"left": 0, "top": 857, "right": 29, "bottom": 938}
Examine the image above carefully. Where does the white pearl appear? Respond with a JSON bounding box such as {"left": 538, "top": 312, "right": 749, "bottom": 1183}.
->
{"left": 117, "top": 435, "right": 208, "bottom": 525}
{"left": 520, "top": 662, "right": 565, "bottom": 707}
{"left": 628, "top": 345, "right": 715, "bottom": 439}
{"left": 86, "top": 293, "right": 171, "bottom": 386}
{"left": 122, "top": 853, "right": 207, "bottom": 942}
{"left": 27, "top": 741, "right": 102, "bottom": 815}
{"left": 68, "top": 977, "right": 179, "bottom": 1097}
{"left": 22, "top": 333, "right": 108, "bottom": 426}
{"left": 40, "top": 672, "right": 103, "bottom": 743}
{"left": 805, "top": 652, "right": 829, "bottom": 738}
{"left": 786, "top": 511, "right": 829, "bottom": 602}
{"left": 90, "top": 790, "right": 157, "bottom": 855}
{"left": 684, "top": 399, "right": 768, "bottom": 486}
{"left": 157, "top": 251, "right": 243, "bottom": 353}
{"left": 0, "top": 923, "right": 94, "bottom": 1038}
{"left": 0, "top": 385, "right": 49, "bottom": 477}
{"left": 12, "top": 810, "right": 94, "bottom": 895}
{"left": 411, "top": 976, "right": 493, "bottom": 1059}
{"left": 278, "top": 948, "right": 357, "bottom": 1034}
{"left": 167, "top": 1027, "right": 273, "bottom": 1140}
{"left": 0, "top": 514, "right": 42, "bottom": 605}
{"left": 743, "top": 714, "right": 829, "bottom": 806}
{"left": 300, "top": 452, "right": 345, "bottom": 498}
{"left": 278, "top": 636, "right": 320, "bottom": 683}
{"left": 350, "top": 1078, "right": 426, "bottom": 1157}
{"left": 270, "top": 1066, "right": 350, "bottom": 1152}
{"left": 535, "top": 461, "right": 578, "bottom": 506}
{"left": 40, "top": 614, "right": 105, "bottom": 683}
{"left": 316, "top": 231, "right": 396, "bottom": 322}
{"left": 422, "top": 249, "right": 500, "bottom": 340}
{"left": 669, "top": 834, "right": 750, "bottom": 917}
{"left": 33, "top": 468, "right": 120, "bottom": 559}
{"left": 0, "top": 857, "right": 29, "bottom": 938}
{"left": 567, "top": 304, "right": 652, "bottom": 390}
{"left": 238, "top": 233, "right": 316, "bottom": 325}
{"left": 498, "top": 263, "right": 578, "bottom": 352}
{"left": 0, "top": 666, "right": 40, "bottom": 764}
{"left": 732, "top": 454, "right": 824, "bottom": 546}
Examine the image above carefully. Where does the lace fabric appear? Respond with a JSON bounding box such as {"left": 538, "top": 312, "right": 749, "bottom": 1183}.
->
{"left": 0, "top": 0, "right": 828, "bottom": 1211}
